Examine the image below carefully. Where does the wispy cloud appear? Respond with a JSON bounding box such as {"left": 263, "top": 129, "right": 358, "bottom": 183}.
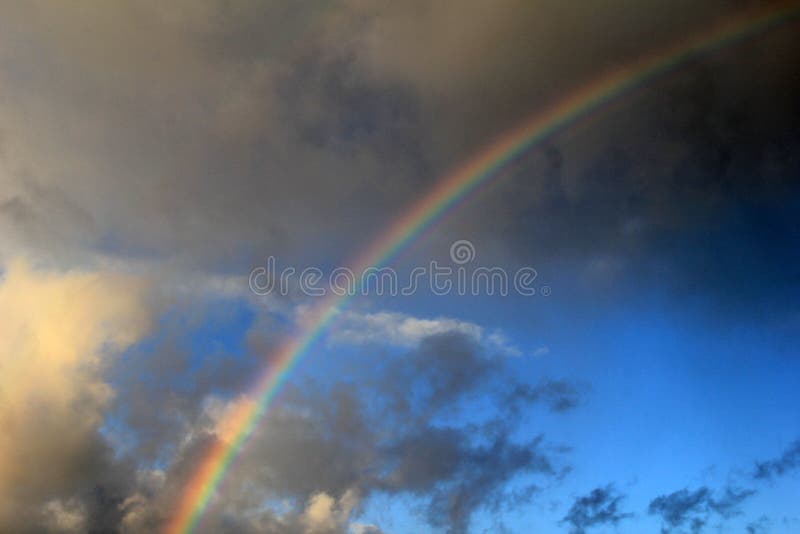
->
{"left": 753, "top": 440, "right": 800, "bottom": 481}
{"left": 329, "top": 310, "right": 524, "bottom": 357}
{"left": 648, "top": 485, "right": 755, "bottom": 533}
{"left": 561, "top": 485, "right": 632, "bottom": 534}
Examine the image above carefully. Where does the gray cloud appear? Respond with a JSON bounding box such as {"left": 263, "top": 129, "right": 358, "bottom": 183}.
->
{"left": 0, "top": 1, "right": 427, "bottom": 269}
{"left": 708, "top": 486, "right": 757, "bottom": 519}
{"left": 753, "top": 439, "right": 800, "bottom": 481}
{"left": 109, "top": 330, "right": 580, "bottom": 533}
{"left": 508, "top": 380, "right": 584, "bottom": 414}
{"left": 644, "top": 437, "right": 800, "bottom": 534}
{"left": 0, "top": 0, "right": 795, "bottom": 290}
{"left": 648, "top": 485, "right": 756, "bottom": 533}
{"left": 561, "top": 485, "right": 632, "bottom": 534}
{"left": 423, "top": 434, "right": 554, "bottom": 534}
{"left": 746, "top": 515, "right": 771, "bottom": 534}
{"left": 107, "top": 299, "right": 276, "bottom": 462}
{"left": 648, "top": 487, "right": 713, "bottom": 533}
{"left": 0, "top": 290, "right": 586, "bottom": 534}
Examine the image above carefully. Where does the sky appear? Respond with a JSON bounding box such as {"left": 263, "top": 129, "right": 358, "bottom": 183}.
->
{"left": 0, "top": 1, "right": 799, "bottom": 533}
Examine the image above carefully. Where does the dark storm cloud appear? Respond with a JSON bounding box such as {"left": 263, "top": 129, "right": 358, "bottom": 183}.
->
{"left": 0, "top": 0, "right": 796, "bottom": 331}
{"left": 466, "top": 93, "right": 800, "bottom": 319}
{"left": 429, "top": 6, "right": 800, "bottom": 320}
{"left": 648, "top": 485, "right": 755, "bottom": 533}
{"left": 2, "top": 0, "right": 795, "bottom": 280}
{"left": 753, "top": 439, "right": 800, "bottom": 480}
{"left": 0, "top": 1, "right": 430, "bottom": 268}
{"left": 561, "top": 485, "right": 632, "bottom": 534}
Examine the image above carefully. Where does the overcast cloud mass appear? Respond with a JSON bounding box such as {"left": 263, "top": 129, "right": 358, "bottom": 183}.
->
{"left": 0, "top": 1, "right": 798, "bottom": 533}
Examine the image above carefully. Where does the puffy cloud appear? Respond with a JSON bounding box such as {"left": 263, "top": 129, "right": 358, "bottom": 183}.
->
{"left": 0, "top": 258, "right": 152, "bottom": 530}
{"left": 40, "top": 499, "right": 87, "bottom": 534}
{"left": 110, "top": 330, "right": 578, "bottom": 533}
{"left": 301, "top": 489, "right": 360, "bottom": 534}
{"left": 203, "top": 395, "right": 260, "bottom": 445}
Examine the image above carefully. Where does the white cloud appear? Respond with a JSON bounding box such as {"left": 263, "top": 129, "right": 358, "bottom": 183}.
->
{"left": 485, "top": 330, "right": 523, "bottom": 358}
{"left": 301, "top": 489, "right": 360, "bottom": 534}
{"left": 329, "top": 310, "right": 522, "bottom": 356}
{"left": 201, "top": 394, "right": 259, "bottom": 444}
{"left": 533, "top": 346, "right": 551, "bottom": 357}
{"left": 350, "top": 524, "right": 385, "bottom": 534}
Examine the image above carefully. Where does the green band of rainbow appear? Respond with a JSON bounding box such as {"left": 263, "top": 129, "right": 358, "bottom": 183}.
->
{"left": 165, "top": 4, "right": 800, "bottom": 532}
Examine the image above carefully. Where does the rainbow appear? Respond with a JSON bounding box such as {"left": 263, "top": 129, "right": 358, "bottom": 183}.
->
{"left": 165, "top": 4, "right": 800, "bottom": 533}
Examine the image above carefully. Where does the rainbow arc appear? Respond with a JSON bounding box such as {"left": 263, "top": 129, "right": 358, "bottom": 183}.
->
{"left": 165, "top": 4, "right": 800, "bottom": 532}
